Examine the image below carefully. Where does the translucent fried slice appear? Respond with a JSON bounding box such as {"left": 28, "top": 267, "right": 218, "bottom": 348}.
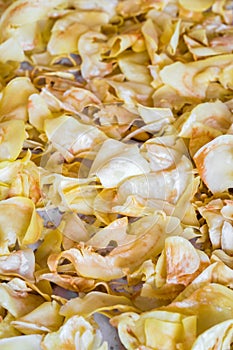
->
{"left": 89, "top": 138, "right": 150, "bottom": 188}
{"left": 12, "top": 20, "right": 45, "bottom": 51}
{"left": 40, "top": 173, "right": 99, "bottom": 214}
{"left": 161, "top": 236, "right": 209, "bottom": 286}
{"left": 188, "top": 124, "right": 222, "bottom": 157}
{"left": 174, "top": 261, "right": 233, "bottom": 303}
{"left": 60, "top": 292, "right": 136, "bottom": 318}
{"left": 35, "top": 228, "right": 62, "bottom": 268}
{"left": 0, "top": 152, "right": 41, "bottom": 203}
{"left": 106, "top": 79, "right": 153, "bottom": 110}
{"left": 132, "top": 234, "right": 205, "bottom": 300}
{"left": 0, "top": 313, "right": 21, "bottom": 339}
{"left": 93, "top": 188, "right": 119, "bottom": 224}
{"left": 179, "top": 100, "right": 232, "bottom": 138}
{"left": 86, "top": 217, "right": 134, "bottom": 248}
{"left": 48, "top": 246, "right": 123, "bottom": 281}
{"left": 194, "top": 135, "right": 233, "bottom": 193}
{"left": 108, "top": 32, "right": 141, "bottom": 57}
{"left": 0, "top": 120, "right": 26, "bottom": 161}
{"left": 112, "top": 194, "right": 172, "bottom": 217}
{"left": 184, "top": 34, "right": 233, "bottom": 58}
{"left": 221, "top": 221, "right": 233, "bottom": 256}
{"left": 41, "top": 315, "right": 107, "bottom": 350}
{"left": 152, "top": 85, "right": 200, "bottom": 110}
{"left": 12, "top": 301, "right": 64, "bottom": 334}
{"left": 72, "top": 0, "right": 117, "bottom": 16}
{"left": 48, "top": 214, "right": 173, "bottom": 280}
{"left": 60, "top": 184, "right": 100, "bottom": 215}
{"left": 160, "top": 54, "right": 233, "bottom": 99}
{"left": 172, "top": 176, "right": 200, "bottom": 226}
{"left": 213, "top": 0, "right": 233, "bottom": 24}
{"left": 0, "top": 334, "right": 43, "bottom": 350}
{"left": 137, "top": 105, "right": 175, "bottom": 134}
{"left": 116, "top": 0, "right": 160, "bottom": 17}
{"left": 0, "top": 197, "right": 43, "bottom": 253}
{"left": 192, "top": 319, "right": 233, "bottom": 350}
{"left": 94, "top": 103, "right": 137, "bottom": 128}
{"left": 166, "top": 19, "right": 181, "bottom": 56}
{"left": 48, "top": 10, "right": 109, "bottom": 55}
{"left": 129, "top": 255, "right": 182, "bottom": 301}
{"left": 60, "top": 212, "right": 90, "bottom": 245}
{"left": 141, "top": 18, "right": 159, "bottom": 64}
{"left": 211, "top": 251, "right": 233, "bottom": 271}
{"left": 163, "top": 283, "right": 233, "bottom": 334}
{"left": 78, "top": 31, "right": 112, "bottom": 81}
{"left": 112, "top": 175, "right": 198, "bottom": 224}
{"left": 179, "top": 0, "right": 215, "bottom": 12}
{"left": 117, "top": 52, "right": 152, "bottom": 84}
{"left": 36, "top": 271, "right": 98, "bottom": 293}
{"left": 116, "top": 156, "right": 193, "bottom": 205}
{"left": 221, "top": 200, "right": 233, "bottom": 220}
{"left": 61, "top": 87, "right": 101, "bottom": 114}
{"left": 44, "top": 115, "right": 107, "bottom": 162}
{"left": 0, "top": 249, "right": 35, "bottom": 281}
{"left": 28, "top": 93, "right": 52, "bottom": 131}
{"left": 198, "top": 199, "right": 224, "bottom": 249}
{"left": 141, "top": 134, "right": 187, "bottom": 171}
{"left": 0, "top": 278, "right": 43, "bottom": 318}
{"left": 0, "top": 0, "right": 66, "bottom": 43}
{"left": 0, "top": 37, "right": 25, "bottom": 62}
{"left": 0, "top": 77, "right": 37, "bottom": 121}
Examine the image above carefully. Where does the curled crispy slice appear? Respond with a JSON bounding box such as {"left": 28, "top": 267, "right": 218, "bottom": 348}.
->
{"left": 60, "top": 292, "right": 136, "bottom": 318}
{"left": 28, "top": 93, "right": 52, "bottom": 131}
{"left": 0, "top": 152, "right": 41, "bottom": 203}
{"left": 116, "top": 155, "right": 193, "bottom": 205}
{"left": 108, "top": 32, "right": 141, "bottom": 57}
{"left": 0, "top": 120, "right": 26, "bottom": 161}
{"left": 194, "top": 135, "right": 233, "bottom": 194}
{"left": 0, "top": 197, "right": 43, "bottom": 253}
{"left": 117, "top": 52, "right": 152, "bottom": 84}
{"left": 48, "top": 214, "right": 174, "bottom": 280}
{"left": 12, "top": 301, "right": 64, "bottom": 334}
{"left": 0, "top": 77, "right": 37, "bottom": 121}
{"left": 0, "top": 249, "right": 35, "bottom": 281}
{"left": 158, "top": 236, "right": 209, "bottom": 286}
{"left": 44, "top": 115, "right": 107, "bottom": 162}
{"left": 78, "top": 31, "right": 112, "bottom": 81}
{"left": 179, "top": 100, "right": 232, "bottom": 138}
{"left": 0, "top": 0, "right": 66, "bottom": 45}
{"left": 35, "top": 228, "right": 62, "bottom": 268}
{"left": 89, "top": 138, "right": 150, "bottom": 188}
{"left": 160, "top": 54, "right": 233, "bottom": 99}
{"left": 36, "top": 271, "right": 99, "bottom": 293}
{"left": 0, "top": 278, "right": 43, "bottom": 318}
{"left": 48, "top": 10, "right": 109, "bottom": 55}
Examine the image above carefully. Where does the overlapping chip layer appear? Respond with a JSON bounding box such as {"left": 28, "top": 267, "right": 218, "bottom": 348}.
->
{"left": 0, "top": 0, "right": 233, "bottom": 349}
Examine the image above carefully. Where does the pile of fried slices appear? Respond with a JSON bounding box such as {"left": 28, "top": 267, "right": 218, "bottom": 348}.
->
{"left": 0, "top": 0, "right": 233, "bottom": 349}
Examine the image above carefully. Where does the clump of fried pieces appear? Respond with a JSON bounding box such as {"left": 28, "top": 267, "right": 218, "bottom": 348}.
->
{"left": 0, "top": 0, "right": 233, "bottom": 349}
